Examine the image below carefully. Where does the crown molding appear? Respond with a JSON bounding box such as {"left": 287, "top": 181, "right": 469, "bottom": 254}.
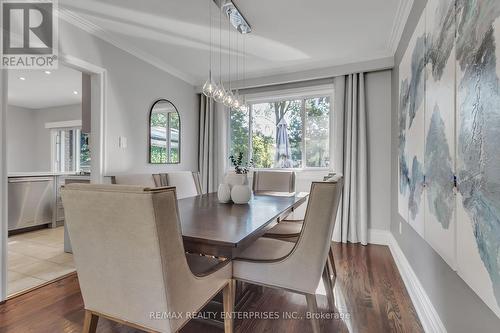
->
{"left": 387, "top": 0, "right": 414, "bottom": 54}
{"left": 206, "top": 56, "right": 394, "bottom": 92}
{"left": 57, "top": 9, "right": 197, "bottom": 86}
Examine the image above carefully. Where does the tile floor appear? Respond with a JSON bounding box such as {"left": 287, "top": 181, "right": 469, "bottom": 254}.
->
{"left": 7, "top": 226, "right": 75, "bottom": 297}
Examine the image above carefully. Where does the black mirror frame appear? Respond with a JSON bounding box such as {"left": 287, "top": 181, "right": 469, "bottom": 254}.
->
{"left": 148, "top": 98, "right": 181, "bottom": 164}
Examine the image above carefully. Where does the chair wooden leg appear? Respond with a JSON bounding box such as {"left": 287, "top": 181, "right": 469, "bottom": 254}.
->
{"left": 322, "top": 264, "right": 335, "bottom": 312}
{"left": 329, "top": 244, "right": 336, "bottom": 280}
{"left": 305, "top": 293, "right": 321, "bottom": 333}
{"left": 223, "top": 280, "right": 236, "bottom": 333}
{"left": 327, "top": 256, "right": 334, "bottom": 281}
{"left": 82, "top": 310, "right": 99, "bottom": 333}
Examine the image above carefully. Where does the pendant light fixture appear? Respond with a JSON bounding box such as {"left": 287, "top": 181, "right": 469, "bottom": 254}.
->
{"left": 239, "top": 31, "right": 249, "bottom": 113}
{"left": 223, "top": 17, "right": 234, "bottom": 107}
{"left": 212, "top": 2, "right": 226, "bottom": 103}
{"left": 207, "top": 0, "right": 251, "bottom": 110}
{"left": 202, "top": 0, "right": 216, "bottom": 97}
{"left": 232, "top": 28, "right": 242, "bottom": 110}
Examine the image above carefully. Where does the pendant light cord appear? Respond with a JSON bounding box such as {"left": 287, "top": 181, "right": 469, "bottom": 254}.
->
{"left": 219, "top": 3, "right": 222, "bottom": 85}
{"left": 228, "top": 17, "right": 231, "bottom": 91}
{"left": 208, "top": 0, "right": 212, "bottom": 79}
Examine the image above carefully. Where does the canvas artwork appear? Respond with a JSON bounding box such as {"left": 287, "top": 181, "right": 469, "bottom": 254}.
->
{"left": 455, "top": 0, "right": 500, "bottom": 318}
{"left": 423, "top": 0, "right": 457, "bottom": 268}
{"left": 398, "top": 0, "right": 500, "bottom": 318}
{"left": 398, "top": 12, "right": 426, "bottom": 236}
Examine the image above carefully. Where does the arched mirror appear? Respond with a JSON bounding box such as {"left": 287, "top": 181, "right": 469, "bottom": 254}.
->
{"left": 149, "top": 99, "right": 180, "bottom": 164}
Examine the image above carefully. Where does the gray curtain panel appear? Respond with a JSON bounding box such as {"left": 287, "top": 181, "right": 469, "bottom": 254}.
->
{"left": 333, "top": 73, "right": 368, "bottom": 245}
{"left": 198, "top": 95, "right": 228, "bottom": 193}
{"left": 198, "top": 94, "right": 216, "bottom": 193}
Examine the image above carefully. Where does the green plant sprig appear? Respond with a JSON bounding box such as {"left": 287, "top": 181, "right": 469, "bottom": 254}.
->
{"left": 229, "top": 152, "right": 254, "bottom": 174}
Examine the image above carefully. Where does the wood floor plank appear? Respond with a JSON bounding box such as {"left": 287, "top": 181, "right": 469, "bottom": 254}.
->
{"left": 0, "top": 243, "right": 423, "bottom": 333}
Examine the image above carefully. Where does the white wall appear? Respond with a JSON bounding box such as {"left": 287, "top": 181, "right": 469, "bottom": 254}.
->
{"left": 365, "top": 70, "right": 392, "bottom": 230}
{"left": 33, "top": 104, "right": 81, "bottom": 171}
{"left": 0, "top": 69, "right": 7, "bottom": 302}
{"left": 58, "top": 20, "right": 199, "bottom": 175}
{"left": 6, "top": 106, "right": 38, "bottom": 172}
{"left": 6, "top": 104, "right": 81, "bottom": 172}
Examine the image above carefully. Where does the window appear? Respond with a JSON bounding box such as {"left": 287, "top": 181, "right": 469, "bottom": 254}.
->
{"left": 52, "top": 128, "right": 91, "bottom": 172}
{"left": 229, "top": 93, "right": 331, "bottom": 169}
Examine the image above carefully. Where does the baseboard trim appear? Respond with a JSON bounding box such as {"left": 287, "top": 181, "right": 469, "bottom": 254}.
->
{"left": 367, "top": 229, "right": 447, "bottom": 333}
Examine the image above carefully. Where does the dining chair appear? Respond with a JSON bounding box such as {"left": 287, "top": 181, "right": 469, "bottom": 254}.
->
{"left": 61, "top": 184, "right": 234, "bottom": 333}
{"left": 160, "top": 171, "right": 202, "bottom": 199}
{"left": 264, "top": 173, "right": 339, "bottom": 280}
{"left": 111, "top": 173, "right": 161, "bottom": 187}
{"left": 233, "top": 175, "right": 343, "bottom": 333}
{"left": 252, "top": 170, "right": 296, "bottom": 193}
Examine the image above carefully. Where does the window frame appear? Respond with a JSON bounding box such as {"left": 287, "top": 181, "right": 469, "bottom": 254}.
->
{"left": 51, "top": 127, "right": 89, "bottom": 173}
{"left": 227, "top": 85, "right": 335, "bottom": 172}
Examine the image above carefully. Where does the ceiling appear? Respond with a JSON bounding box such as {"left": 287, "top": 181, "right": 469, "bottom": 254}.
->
{"left": 8, "top": 65, "right": 82, "bottom": 109}
{"left": 59, "top": 0, "right": 409, "bottom": 86}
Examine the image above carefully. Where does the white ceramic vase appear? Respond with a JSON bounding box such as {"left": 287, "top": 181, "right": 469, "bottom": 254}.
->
{"left": 217, "top": 184, "right": 231, "bottom": 203}
{"left": 231, "top": 184, "right": 251, "bottom": 204}
{"left": 224, "top": 173, "right": 249, "bottom": 188}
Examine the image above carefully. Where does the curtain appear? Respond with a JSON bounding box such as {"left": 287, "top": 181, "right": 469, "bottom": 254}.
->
{"left": 198, "top": 94, "right": 228, "bottom": 193}
{"left": 332, "top": 73, "right": 368, "bottom": 245}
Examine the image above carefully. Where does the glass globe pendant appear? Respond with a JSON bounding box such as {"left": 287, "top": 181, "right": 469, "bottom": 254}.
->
{"left": 213, "top": 82, "right": 226, "bottom": 103}
{"left": 223, "top": 90, "right": 234, "bottom": 107}
{"left": 239, "top": 103, "right": 248, "bottom": 113}
{"left": 202, "top": 70, "right": 216, "bottom": 97}
{"left": 232, "top": 90, "right": 242, "bottom": 110}
{"left": 239, "top": 95, "right": 248, "bottom": 113}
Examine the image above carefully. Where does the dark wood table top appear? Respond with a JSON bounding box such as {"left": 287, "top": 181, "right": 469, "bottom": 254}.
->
{"left": 178, "top": 191, "right": 308, "bottom": 258}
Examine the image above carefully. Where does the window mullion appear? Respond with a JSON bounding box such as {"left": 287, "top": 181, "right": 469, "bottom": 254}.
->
{"left": 76, "top": 129, "right": 81, "bottom": 172}
{"left": 301, "top": 99, "right": 306, "bottom": 168}
{"left": 248, "top": 104, "right": 253, "bottom": 163}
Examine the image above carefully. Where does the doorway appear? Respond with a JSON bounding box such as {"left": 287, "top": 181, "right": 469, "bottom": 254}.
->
{"left": 0, "top": 56, "right": 106, "bottom": 301}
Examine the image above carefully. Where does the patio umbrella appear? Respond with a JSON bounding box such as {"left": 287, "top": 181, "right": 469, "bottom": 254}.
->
{"left": 275, "top": 118, "right": 293, "bottom": 168}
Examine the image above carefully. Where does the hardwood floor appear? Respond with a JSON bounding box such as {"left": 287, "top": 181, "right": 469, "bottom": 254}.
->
{"left": 0, "top": 243, "right": 423, "bottom": 333}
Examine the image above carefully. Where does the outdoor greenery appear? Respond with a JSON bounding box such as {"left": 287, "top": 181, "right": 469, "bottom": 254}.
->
{"left": 229, "top": 96, "right": 330, "bottom": 169}
{"left": 305, "top": 97, "right": 330, "bottom": 167}
{"left": 229, "top": 152, "right": 253, "bottom": 174}
{"left": 80, "top": 133, "right": 91, "bottom": 171}
{"left": 230, "top": 109, "right": 250, "bottom": 163}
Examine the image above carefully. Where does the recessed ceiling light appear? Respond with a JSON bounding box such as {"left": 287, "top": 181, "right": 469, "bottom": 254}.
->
{"left": 18, "top": 77, "right": 26, "bottom": 81}
{"left": 73, "top": 90, "right": 79, "bottom": 95}
{"left": 44, "top": 71, "right": 51, "bottom": 74}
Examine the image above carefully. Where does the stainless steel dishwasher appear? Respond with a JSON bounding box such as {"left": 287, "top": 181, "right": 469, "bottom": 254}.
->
{"left": 8, "top": 177, "right": 55, "bottom": 231}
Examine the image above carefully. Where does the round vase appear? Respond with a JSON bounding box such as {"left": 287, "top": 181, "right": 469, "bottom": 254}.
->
{"left": 231, "top": 184, "right": 251, "bottom": 204}
{"left": 217, "top": 184, "right": 232, "bottom": 203}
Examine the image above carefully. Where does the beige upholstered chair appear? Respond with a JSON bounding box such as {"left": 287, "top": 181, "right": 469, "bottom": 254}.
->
{"left": 233, "top": 175, "right": 343, "bottom": 333}
{"left": 252, "top": 170, "right": 301, "bottom": 227}
{"left": 264, "top": 173, "right": 339, "bottom": 280}
{"left": 252, "top": 170, "right": 296, "bottom": 193}
{"left": 111, "top": 173, "right": 161, "bottom": 187}
{"left": 161, "top": 171, "right": 202, "bottom": 199}
{"left": 61, "top": 184, "right": 234, "bottom": 333}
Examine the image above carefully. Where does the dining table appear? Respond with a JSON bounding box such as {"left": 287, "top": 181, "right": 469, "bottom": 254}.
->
{"left": 176, "top": 190, "right": 309, "bottom": 323}
{"left": 178, "top": 191, "right": 309, "bottom": 259}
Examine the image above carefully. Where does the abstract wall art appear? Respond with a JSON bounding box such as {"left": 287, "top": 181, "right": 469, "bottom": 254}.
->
{"left": 455, "top": 0, "right": 500, "bottom": 319}
{"left": 398, "top": 12, "right": 426, "bottom": 237}
{"left": 398, "top": 0, "right": 500, "bottom": 318}
{"left": 424, "top": 0, "right": 457, "bottom": 269}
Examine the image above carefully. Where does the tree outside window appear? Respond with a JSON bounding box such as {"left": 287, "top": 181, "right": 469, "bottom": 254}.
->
{"left": 229, "top": 95, "right": 331, "bottom": 169}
